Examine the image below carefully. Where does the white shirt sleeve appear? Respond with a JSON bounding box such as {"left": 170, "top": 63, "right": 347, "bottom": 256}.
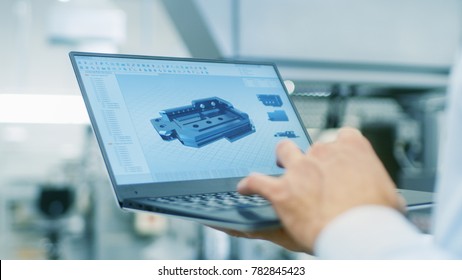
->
{"left": 314, "top": 50, "right": 462, "bottom": 259}
{"left": 314, "top": 206, "right": 454, "bottom": 259}
{"left": 432, "top": 51, "right": 462, "bottom": 256}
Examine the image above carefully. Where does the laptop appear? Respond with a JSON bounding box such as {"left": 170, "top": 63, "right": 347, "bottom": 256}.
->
{"left": 69, "top": 51, "right": 313, "bottom": 231}
{"left": 69, "top": 52, "right": 432, "bottom": 231}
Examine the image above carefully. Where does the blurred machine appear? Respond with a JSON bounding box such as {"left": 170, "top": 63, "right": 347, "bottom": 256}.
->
{"left": 37, "top": 184, "right": 75, "bottom": 259}
{"left": 291, "top": 86, "right": 446, "bottom": 193}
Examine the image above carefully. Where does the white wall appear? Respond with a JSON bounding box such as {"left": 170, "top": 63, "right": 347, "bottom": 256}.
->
{"left": 2, "top": 0, "right": 460, "bottom": 94}
{"left": 0, "top": 0, "right": 188, "bottom": 95}
{"left": 199, "top": 0, "right": 462, "bottom": 67}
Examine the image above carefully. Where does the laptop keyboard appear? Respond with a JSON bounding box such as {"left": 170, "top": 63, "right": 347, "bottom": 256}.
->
{"left": 148, "top": 191, "right": 270, "bottom": 211}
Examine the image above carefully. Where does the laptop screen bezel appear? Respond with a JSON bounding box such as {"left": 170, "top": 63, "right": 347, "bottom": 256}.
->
{"left": 69, "top": 51, "right": 312, "bottom": 205}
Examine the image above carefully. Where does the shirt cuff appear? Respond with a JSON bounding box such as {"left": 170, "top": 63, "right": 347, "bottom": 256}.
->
{"left": 314, "top": 205, "right": 430, "bottom": 259}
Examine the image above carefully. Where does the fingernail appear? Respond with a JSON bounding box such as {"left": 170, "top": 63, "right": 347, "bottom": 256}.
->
{"left": 237, "top": 178, "right": 248, "bottom": 191}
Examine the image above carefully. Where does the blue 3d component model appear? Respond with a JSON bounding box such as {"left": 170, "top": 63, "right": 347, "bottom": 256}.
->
{"left": 267, "top": 110, "right": 289, "bottom": 121}
{"left": 274, "top": 131, "right": 299, "bottom": 138}
{"left": 151, "top": 97, "right": 255, "bottom": 148}
{"left": 257, "top": 94, "right": 283, "bottom": 107}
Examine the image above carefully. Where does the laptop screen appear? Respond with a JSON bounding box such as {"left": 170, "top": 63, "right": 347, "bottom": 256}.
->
{"left": 73, "top": 54, "right": 311, "bottom": 185}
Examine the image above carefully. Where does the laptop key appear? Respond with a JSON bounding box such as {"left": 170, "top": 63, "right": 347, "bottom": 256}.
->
{"left": 148, "top": 191, "right": 270, "bottom": 211}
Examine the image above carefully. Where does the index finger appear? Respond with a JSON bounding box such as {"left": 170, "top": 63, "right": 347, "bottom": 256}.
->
{"left": 237, "top": 173, "right": 280, "bottom": 198}
{"left": 275, "top": 140, "right": 305, "bottom": 169}
{"left": 336, "top": 127, "right": 364, "bottom": 143}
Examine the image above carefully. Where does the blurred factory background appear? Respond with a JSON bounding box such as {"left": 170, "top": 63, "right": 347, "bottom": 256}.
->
{"left": 0, "top": 0, "right": 461, "bottom": 260}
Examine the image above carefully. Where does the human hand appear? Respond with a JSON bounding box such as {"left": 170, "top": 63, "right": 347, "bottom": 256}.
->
{"left": 237, "top": 127, "right": 404, "bottom": 254}
{"left": 213, "top": 227, "right": 306, "bottom": 253}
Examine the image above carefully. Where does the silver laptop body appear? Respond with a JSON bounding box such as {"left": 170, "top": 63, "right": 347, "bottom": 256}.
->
{"left": 69, "top": 52, "right": 313, "bottom": 231}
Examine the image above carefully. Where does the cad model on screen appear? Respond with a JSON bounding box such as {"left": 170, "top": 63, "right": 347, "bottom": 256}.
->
{"left": 257, "top": 94, "right": 283, "bottom": 107}
{"left": 151, "top": 97, "right": 256, "bottom": 148}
